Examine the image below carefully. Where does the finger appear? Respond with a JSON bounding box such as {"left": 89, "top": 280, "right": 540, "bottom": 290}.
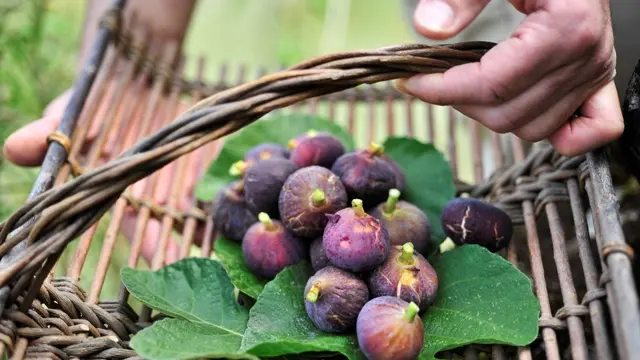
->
{"left": 3, "top": 115, "right": 61, "bottom": 167}
{"left": 413, "top": 0, "right": 490, "bottom": 40}
{"left": 548, "top": 80, "right": 624, "bottom": 157}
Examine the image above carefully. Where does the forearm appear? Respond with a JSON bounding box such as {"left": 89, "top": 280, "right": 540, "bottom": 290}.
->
{"left": 77, "top": 0, "right": 196, "bottom": 69}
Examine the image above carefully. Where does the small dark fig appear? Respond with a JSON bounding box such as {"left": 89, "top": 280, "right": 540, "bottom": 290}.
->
{"left": 242, "top": 212, "right": 308, "bottom": 279}
{"left": 290, "top": 132, "right": 346, "bottom": 168}
{"left": 367, "top": 243, "right": 438, "bottom": 312}
{"left": 304, "top": 266, "right": 370, "bottom": 333}
{"left": 379, "top": 154, "right": 406, "bottom": 192}
{"left": 330, "top": 142, "right": 397, "bottom": 205}
{"left": 211, "top": 181, "right": 258, "bottom": 243}
{"left": 287, "top": 129, "right": 319, "bottom": 150}
{"left": 244, "top": 158, "right": 299, "bottom": 216}
{"left": 278, "top": 166, "right": 348, "bottom": 238}
{"left": 323, "top": 199, "right": 391, "bottom": 273}
{"left": 370, "top": 189, "right": 431, "bottom": 254}
{"left": 441, "top": 197, "right": 513, "bottom": 252}
{"left": 310, "top": 237, "right": 330, "bottom": 272}
{"left": 244, "top": 143, "right": 290, "bottom": 166}
{"left": 356, "top": 296, "right": 424, "bottom": 360}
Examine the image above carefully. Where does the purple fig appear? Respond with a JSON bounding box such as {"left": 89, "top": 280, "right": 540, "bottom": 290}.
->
{"left": 310, "top": 237, "right": 330, "bottom": 272}
{"left": 304, "top": 266, "right": 370, "bottom": 333}
{"left": 287, "top": 130, "right": 318, "bottom": 150}
{"left": 244, "top": 143, "right": 290, "bottom": 166}
{"left": 330, "top": 143, "right": 397, "bottom": 205}
{"left": 244, "top": 158, "right": 299, "bottom": 216}
{"left": 367, "top": 243, "right": 438, "bottom": 312}
{"left": 211, "top": 181, "right": 258, "bottom": 243}
{"left": 379, "top": 154, "right": 406, "bottom": 192}
{"left": 323, "top": 199, "right": 390, "bottom": 273}
{"left": 370, "top": 189, "right": 431, "bottom": 254}
{"left": 356, "top": 296, "right": 424, "bottom": 360}
{"left": 242, "top": 212, "right": 308, "bottom": 279}
{"left": 278, "top": 166, "right": 348, "bottom": 238}
{"left": 289, "top": 132, "right": 346, "bottom": 168}
{"left": 441, "top": 198, "right": 513, "bottom": 252}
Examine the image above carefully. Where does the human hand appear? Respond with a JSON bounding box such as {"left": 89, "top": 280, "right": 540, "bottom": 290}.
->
{"left": 399, "top": 0, "right": 623, "bottom": 156}
{"left": 2, "top": 82, "right": 211, "bottom": 267}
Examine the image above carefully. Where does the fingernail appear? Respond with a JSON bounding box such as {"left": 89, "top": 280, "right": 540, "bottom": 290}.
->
{"left": 415, "top": 0, "right": 454, "bottom": 32}
{"left": 396, "top": 76, "right": 423, "bottom": 95}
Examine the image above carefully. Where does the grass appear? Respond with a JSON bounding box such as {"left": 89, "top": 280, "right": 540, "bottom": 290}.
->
{"left": 1, "top": 0, "right": 476, "bottom": 304}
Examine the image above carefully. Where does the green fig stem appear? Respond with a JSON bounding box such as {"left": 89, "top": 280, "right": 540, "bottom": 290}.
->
{"left": 368, "top": 142, "right": 384, "bottom": 157}
{"left": 404, "top": 302, "right": 420, "bottom": 322}
{"left": 312, "top": 189, "right": 327, "bottom": 207}
{"left": 259, "top": 212, "right": 276, "bottom": 231}
{"left": 384, "top": 188, "right": 401, "bottom": 214}
{"left": 307, "top": 129, "right": 318, "bottom": 137}
{"left": 399, "top": 242, "right": 415, "bottom": 264}
{"left": 352, "top": 199, "right": 366, "bottom": 217}
{"left": 287, "top": 139, "right": 297, "bottom": 150}
{"left": 229, "top": 160, "right": 247, "bottom": 176}
{"left": 306, "top": 285, "right": 321, "bottom": 303}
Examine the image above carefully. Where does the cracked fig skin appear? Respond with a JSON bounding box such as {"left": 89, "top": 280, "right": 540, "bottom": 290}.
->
{"left": 356, "top": 296, "right": 424, "bottom": 360}
{"left": 242, "top": 213, "right": 308, "bottom": 279}
{"left": 211, "top": 181, "right": 258, "bottom": 243}
{"left": 323, "top": 199, "right": 391, "bottom": 273}
{"left": 279, "top": 166, "right": 348, "bottom": 238}
{"left": 441, "top": 198, "right": 513, "bottom": 252}
{"left": 304, "top": 266, "right": 370, "bottom": 333}
{"left": 367, "top": 243, "right": 438, "bottom": 313}
{"left": 244, "top": 158, "right": 298, "bottom": 217}
{"left": 370, "top": 188, "right": 431, "bottom": 254}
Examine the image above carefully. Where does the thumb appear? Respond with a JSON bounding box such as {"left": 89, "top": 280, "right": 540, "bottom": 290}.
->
{"left": 413, "top": 0, "right": 489, "bottom": 40}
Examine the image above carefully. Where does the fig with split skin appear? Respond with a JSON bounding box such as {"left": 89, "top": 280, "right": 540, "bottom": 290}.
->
{"left": 278, "top": 166, "right": 348, "bottom": 238}
{"left": 370, "top": 188, "right": 431, "bottom": 254}
{"left": 441, "top": 197, "right": 513, "bottom": 252}
{"left": 304, "top": 266, "right": 370, "bottom": 333}
{"left": 323, "top": 199, "right": 391, "bottom": 273}
{"left": 330, "top": 142, "right": 397, "bottom": 205}
{"left": 211, "top": 181, "right": 258, "bottom": 243}
{"left": 367, "top": 242, "right": 438, "bottom": 312}
{"left": 243, "top": 158, "right": 299, "bottom": 217}
{"left": 310, "top": 237, "right": 330, "bottom": 272}
{"left": 289, "top": 131, "right": 346, "bottom": 168}
{"left": 356, "top": 296, "right": 424, "bottom": 360}
{"left": 242, "top": 212, "right": 308, "bottom": 279}
{"left": 244, "top": 143, "right": 290, "bottom": 166}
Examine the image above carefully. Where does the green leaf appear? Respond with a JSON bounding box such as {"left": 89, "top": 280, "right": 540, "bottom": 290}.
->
{"left": 419, "top": 246, "right": 540, "bottom": 359}
{"left": 240, "top": 262, "right": 365, "bottom": 360}
{"left": 121, "top": 258, "right": 252, "bottom": 359}
{"left": 194, "top": 114, "right": 355, "bottom": 202}
{"left": 130, "top": 318, "right": 259, "bottom": 360}
{"left": 214, "top": 236, "right": 267, "bottom": 299}
{"left": 383, "top": 137, "right": 455, "bottom": 245}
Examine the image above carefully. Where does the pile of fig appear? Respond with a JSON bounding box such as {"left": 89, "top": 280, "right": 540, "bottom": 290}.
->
{"left": 210, "top": 130, "right": 514, "bottom": 360}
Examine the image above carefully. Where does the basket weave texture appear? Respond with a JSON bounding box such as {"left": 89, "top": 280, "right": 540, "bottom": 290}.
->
{"left": 0, "top": 3, "right": 638, "bottom": 360}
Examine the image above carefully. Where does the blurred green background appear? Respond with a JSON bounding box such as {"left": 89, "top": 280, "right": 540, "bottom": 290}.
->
{"left": 0, "top": 0, "right": 474, "bottom": 303}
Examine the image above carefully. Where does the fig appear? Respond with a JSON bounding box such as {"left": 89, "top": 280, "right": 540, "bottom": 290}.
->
{"left": 244, "top": 158, "right": 299, "bottom": 216}
{"left": 356, "top": 296, "right": 424, "bottom": 360}
{"left": 290, "top": 132, "right": 346, "bottom": 168}
{"left": 370, "top": 189, "right": 431, "bottom": 254}
{"left": 287, "top": 129, "right": 319, "bottom": 150}
{"left": 242, "top": 212, "right": 308, "bottom": 279}
{"left": 367, "top": 243, "right": 438, "bottom": 312}
{"left": 278, "top": 166, "right": 348, "bottom": 238}
{"left": 441, "top": 198, "right": 513, "bottom": 252}
{"left": 323, "top": 199, "right": 390, "bottom": 273}
{"left": 310, "top": 237, "right": 330, "bottom": 272}
{"left": 244, "top": 143, "right": 290, "bottom": 166}
{"left": 304, "top": 266, "right": 370, "bottom": 333}
{"left": 330, "top": 143, "right": 397, "bottom": 205}
{"left": 211, "top": 181, "right": 258, "bottom": 243}
{"left": 379, "top": 154, "right": 406, "bottom": 191}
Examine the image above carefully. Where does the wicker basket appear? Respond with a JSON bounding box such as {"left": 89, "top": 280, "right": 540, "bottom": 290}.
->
{"left": 0, "top": 2, "right": 639, "bottom": 359}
